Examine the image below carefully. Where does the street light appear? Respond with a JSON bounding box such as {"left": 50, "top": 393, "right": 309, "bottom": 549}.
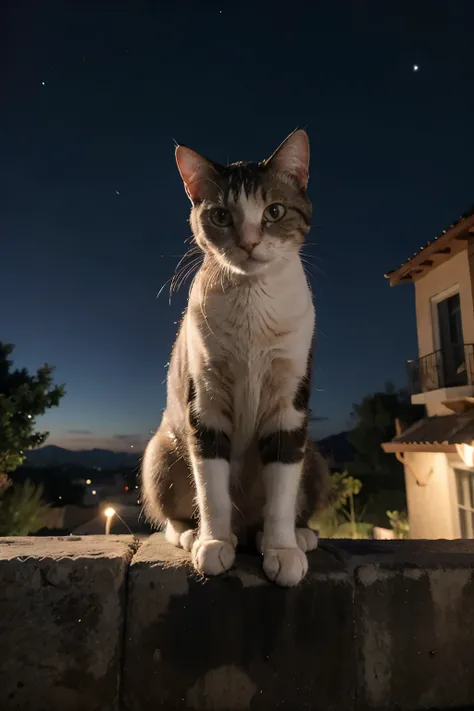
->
{"left": 104, "top": 507, "right": 116, "bottom": 535}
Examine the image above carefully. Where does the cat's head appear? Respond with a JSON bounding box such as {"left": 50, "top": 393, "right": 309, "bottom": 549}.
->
{"left": 175, "top": 130, "right": 311, "bottom": 276}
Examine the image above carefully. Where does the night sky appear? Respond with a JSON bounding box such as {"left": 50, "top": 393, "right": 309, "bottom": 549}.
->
{"left": 2, "top": 1, "right": 473, "bottom": 451}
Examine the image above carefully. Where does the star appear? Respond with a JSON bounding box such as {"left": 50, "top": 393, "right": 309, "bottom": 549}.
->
{"left": 413, "top": 64, "right": 419, "bottom": 72}
{"left": 116, "top": 190, "right": 120, "bottom": 195}
{"left": 41, "top": 81, "right": 46, "bottom": 86}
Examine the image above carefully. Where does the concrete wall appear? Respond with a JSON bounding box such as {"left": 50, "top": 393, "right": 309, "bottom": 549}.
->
{"left": 1, "top": 534, "right": 474, "bottom": 711}
{"left": 404, "top": 451, "right": 459, "bottom": 539}
{"left": 40, "top": 505, "right": 99, "bottom": 531}
{"left": 414, "top": 246, "right": 474, "bottom": 359}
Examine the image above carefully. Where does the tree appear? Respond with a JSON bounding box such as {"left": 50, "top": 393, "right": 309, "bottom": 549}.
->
{"left": 347, "top": 383, "right": 424, "bottom": 478}
{"left": 0, "top": 342, "right": 65, "bottom": 475}
{"left": 0, "top": 343, "right": 65, "bottom": 536}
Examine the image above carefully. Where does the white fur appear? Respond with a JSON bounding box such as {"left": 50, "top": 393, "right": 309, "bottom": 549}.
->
{"left": 261, "top": 462, "right": 301, "bottom": 549}
{"left": 188, "top": 253, "right": 314, "bottom": 452}
{"left": 263, "top": 547, "right": 308, "bottom": 587}
{"left": 295, "top": 527, "right": 319, "bottom": 552}
{"left": 230, "top": 192, "right": 266, "bottom": 255}
{"left": 192, "top": 538, "right": 235, "bottom": 576}
{"left": 260, "top": 458, "right": 312, "bottom": 586}
{"left": 179, "top": 183, "right": 314, "bottom": 584}
{"left": 191, "top": 456, "right": 233, "bottom": 541}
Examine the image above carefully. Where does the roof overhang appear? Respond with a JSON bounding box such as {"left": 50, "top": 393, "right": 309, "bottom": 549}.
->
{"left": 385, "top": 212, "right": 474, "bottom": 286}
{"left": 382, "top": 441, "right": 457, "bottom": 454}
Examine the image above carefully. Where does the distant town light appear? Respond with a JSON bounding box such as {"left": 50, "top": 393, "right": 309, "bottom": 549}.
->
{"left": 92, "top": 490, "right": 97, "bottom": 495}
{"left": 86, "top": 479, "right": 92, "bottom": 485}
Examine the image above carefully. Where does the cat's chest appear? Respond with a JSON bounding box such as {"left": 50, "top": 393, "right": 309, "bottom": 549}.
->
{"left": 208, "top": 282, "right": 311, "bottom": 361}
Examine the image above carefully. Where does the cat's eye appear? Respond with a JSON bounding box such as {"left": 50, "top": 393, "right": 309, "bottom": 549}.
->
{"left": 210, "top": 207, "right": 233, "bottom": 227}
{"left": 263, "top": 203, "right": 286, "bottom": 223}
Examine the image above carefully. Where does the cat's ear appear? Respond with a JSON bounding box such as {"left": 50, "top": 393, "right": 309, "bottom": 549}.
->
{"left": 265, "top": 129, "right": 310, "bottom": 190}
{"left": 175, "top": 145, "right": 221, "bottom": 204}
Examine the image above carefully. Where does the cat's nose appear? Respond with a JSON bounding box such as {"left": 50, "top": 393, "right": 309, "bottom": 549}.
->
{"left": 240, "top": 240, "right": 260, "bottom": 255}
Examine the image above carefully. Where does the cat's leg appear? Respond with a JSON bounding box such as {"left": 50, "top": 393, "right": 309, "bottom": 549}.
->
{"left": 255, "top": 526, "right": 318, "bottom": 553}
{"left": 141, "top": 422, "right": 196, "bottom": 546}
{"left": 294, "top": 442, "right": 328, "bottom": 553}
{"left": 258, "top": 393, "right": 310, "bottom": 586}
{"left": 256, "top": 527, "right": 318, "bottom": 553}
{"left": 187, "top": 380, "right": 235, "bottom": 576}
{"left": 259, "top": 459, "right": 308, "bottom": 586}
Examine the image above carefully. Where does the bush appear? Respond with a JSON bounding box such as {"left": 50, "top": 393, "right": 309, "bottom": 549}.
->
{"left": 312, "top": 471, "right": 373, "bottom": 539}
{"left": 387, "top": 510, "right": 410, "bottom": 539}
{"left": 0, "top": 477, "right": 50, "bottom": 536}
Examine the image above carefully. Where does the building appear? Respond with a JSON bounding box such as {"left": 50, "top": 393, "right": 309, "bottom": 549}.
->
{"left": 382, "top": 206, "right": 474, "bottom": 539}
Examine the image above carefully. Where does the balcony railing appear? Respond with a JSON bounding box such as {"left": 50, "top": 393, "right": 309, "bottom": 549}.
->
{"left": 408, "top": 343, "right": 474, "bottom": 395}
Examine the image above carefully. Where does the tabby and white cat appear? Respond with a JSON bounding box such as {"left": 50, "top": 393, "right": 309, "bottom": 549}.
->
{"left": 142, "top": 130, "right": 327, "bottom": 586}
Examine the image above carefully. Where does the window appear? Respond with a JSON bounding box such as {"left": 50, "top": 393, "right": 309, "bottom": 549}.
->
{"left": 436, "top": 293, "right": 466, "bottom": 386}
{"left": 455, "top": 468, "right": 474, "bottom": 538}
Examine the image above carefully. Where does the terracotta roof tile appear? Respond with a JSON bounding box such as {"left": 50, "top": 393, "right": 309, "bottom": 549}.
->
{"left": 392, "top": 412, "right": 474, "bottom": 446}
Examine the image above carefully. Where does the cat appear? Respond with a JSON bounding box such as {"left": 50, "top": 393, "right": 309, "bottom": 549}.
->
{"left": 142, "top": 129, "right": 328, "bottom": 586}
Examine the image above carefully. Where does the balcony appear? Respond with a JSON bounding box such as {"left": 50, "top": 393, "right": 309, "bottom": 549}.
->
{"left": 408, "top": 343, "right": 474, "bottom": 396}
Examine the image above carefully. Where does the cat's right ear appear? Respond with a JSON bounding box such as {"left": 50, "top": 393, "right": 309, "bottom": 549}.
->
{"left": 175, "top": 145, "right": 220, "bottom": 204}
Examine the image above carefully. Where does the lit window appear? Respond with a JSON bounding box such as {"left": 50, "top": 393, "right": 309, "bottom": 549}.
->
{"left": 455, "top": 469, "right": 474, "bottom": 538}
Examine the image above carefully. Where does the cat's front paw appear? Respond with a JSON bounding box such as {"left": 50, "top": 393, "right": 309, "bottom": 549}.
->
{"left": 192, "top": 538, "right": 236, "bottom": 576}
{"left": 263, "top": 547, "right": 308, "bottom": 587}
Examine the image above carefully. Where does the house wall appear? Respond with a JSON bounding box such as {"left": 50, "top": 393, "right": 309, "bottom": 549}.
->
{"left": 404, "top": 451, "right": 459, "bottom": 539}
{"left": 414, "top": 247, "right": 474, "bottom": 358}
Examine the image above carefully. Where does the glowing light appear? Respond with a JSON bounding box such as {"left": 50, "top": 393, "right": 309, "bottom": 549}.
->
{"left": 104, "top": 506, "right": 116, "bottom": 534}
{"left": 124, "top": 485, "right": 129, "bottom": 492}
{"left": 92, "top": 490, "right": 97, "bottom": 495}
{"left": 59, "top": 496, "right": 62, "bottom": 500}
{"left": 413, "top": 64, "right": 419, "bottom": 72}
{"left": 41, "top": 81, "right": 46, "bottom": 86}
{"left": 86, "top": 479, "right": 92, "bottom": 485}
{"left": 456, "top": 443, "right": 474, "bottom": 468}
{"left": 27, "top": 414, "right": 32, "bottom": 419}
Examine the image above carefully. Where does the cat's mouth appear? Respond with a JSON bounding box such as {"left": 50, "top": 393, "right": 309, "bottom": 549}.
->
{"left": 239, "top": 254, "right": 271, "bottom": 274}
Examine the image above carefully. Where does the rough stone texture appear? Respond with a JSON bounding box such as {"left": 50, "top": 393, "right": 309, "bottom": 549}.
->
{"left": 0, "top": 535, "right": 134, "bottom": 711}
{"left": 351, "top": 540, "right": 474, "bottom": 711}
{"left": 122, "top": 534, "right": 355, "bottom": 711}
{"left": 1, "top": 535, "right": 474, "bottom": 710}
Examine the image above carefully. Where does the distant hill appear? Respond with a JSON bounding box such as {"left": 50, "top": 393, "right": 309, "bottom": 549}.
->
{"left": 317, "top": 431, "right": 355, "bottom": 468}
{"left": 27, "top": 435, "right": 354, "bottom": 472}
{"left": 26, "top": 445, "right": 140, "bottom": 470}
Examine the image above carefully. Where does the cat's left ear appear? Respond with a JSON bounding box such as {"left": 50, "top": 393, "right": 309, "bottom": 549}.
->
{"left": 265, "top": 129, "right": 310, "bottom": 190}
{"left": 175, "top": 145, "right": 221, "bottom": 204}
